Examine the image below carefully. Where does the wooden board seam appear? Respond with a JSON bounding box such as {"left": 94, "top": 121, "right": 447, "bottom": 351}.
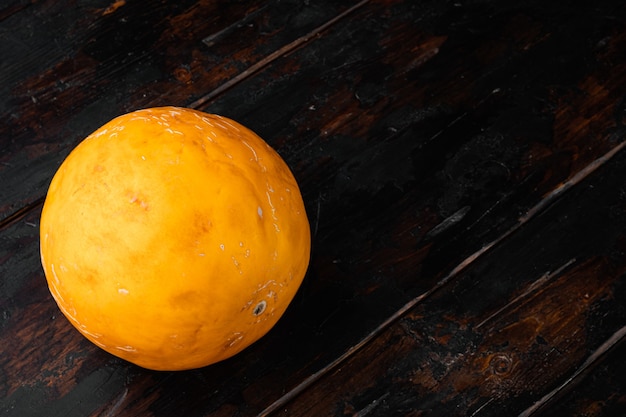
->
{"left": 518, "top": 325, "right": 626, "bottom": 417}
{"left": 187, "top": 0, "right": 371, "bottom": 110}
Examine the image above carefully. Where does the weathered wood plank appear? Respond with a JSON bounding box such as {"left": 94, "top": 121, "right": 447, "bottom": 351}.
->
{"left": 274, "top": 140, "right": 626, "bottom": 416}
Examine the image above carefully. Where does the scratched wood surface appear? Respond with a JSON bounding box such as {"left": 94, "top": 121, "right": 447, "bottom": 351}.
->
{"left": 1, "top": 0, "right": 626, "bottom": 416}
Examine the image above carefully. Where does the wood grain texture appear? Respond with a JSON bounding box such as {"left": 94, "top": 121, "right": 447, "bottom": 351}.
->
{"left": 1, "top": 0, "right": 626, "bottom": 416}
{"left": 276, "top": 144, "right": 626, "bottom": 416}
{"left": 530, "top": 331, "right": 626, "bottom": 417}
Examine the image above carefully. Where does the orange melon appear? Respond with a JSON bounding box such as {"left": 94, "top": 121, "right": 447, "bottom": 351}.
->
{"left": 39, "top": 107, "right": 310, "bottom": 370}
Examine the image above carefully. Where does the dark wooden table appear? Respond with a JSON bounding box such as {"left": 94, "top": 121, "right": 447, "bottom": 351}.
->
{"left": 2, "top": 1, "right": 626, "bottom": 415}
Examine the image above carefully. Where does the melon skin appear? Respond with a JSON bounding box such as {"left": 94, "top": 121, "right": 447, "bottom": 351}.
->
{"left": 40, "top": 107, "right": 311, "bottom": 370}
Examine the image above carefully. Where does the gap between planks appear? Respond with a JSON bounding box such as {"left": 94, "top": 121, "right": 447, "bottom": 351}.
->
{"left": 0, "top": 195, "right": 45, "bottom": 231}
{"left": 258, "top": 139, "right": 626, "bottom": 416}
{"left": 518, "top": 325, "right": 626, "bottom": 417}
{"left": 187, "top": 0, "right": 371, "bottom": 110}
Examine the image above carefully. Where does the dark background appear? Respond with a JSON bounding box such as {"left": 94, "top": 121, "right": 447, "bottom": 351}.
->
{"left": 1, "top": 1, "right": 626, "bottom": 415}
